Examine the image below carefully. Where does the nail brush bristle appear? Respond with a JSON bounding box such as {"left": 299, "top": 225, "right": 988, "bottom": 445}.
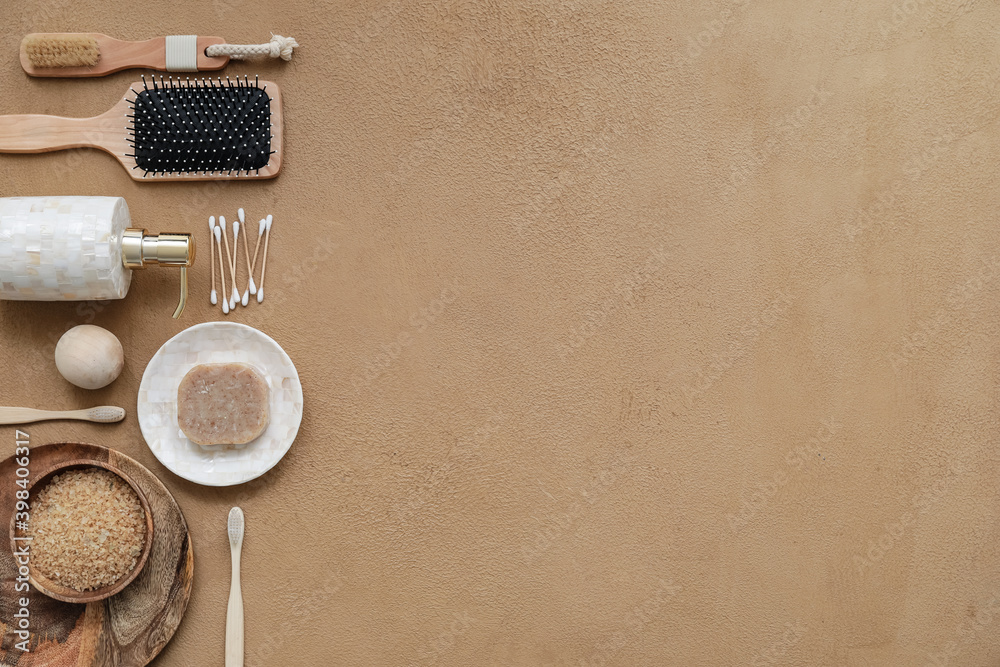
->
{"left": 23, "top": 35, "right": 100, "bottom": 68}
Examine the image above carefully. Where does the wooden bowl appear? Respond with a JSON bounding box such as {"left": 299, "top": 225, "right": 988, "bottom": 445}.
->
{"left": 9, "top": 459, "right": 155, "bottom": 603}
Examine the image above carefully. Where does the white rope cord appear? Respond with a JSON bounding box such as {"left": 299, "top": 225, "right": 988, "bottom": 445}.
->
{"left": 206, "top": 34, "right": 299, "bottom": 61}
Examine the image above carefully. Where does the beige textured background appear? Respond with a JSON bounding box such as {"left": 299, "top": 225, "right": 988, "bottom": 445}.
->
{"left": 2, "top": 0, "right": 999, "bottom": 664}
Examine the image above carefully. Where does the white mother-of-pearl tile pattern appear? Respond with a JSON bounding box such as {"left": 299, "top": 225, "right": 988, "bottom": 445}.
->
{"left": 0, "top": 196, "right": 133, "bottom": 300}
{"left": 138, "top": 322, "right": 303, "bottom": 486}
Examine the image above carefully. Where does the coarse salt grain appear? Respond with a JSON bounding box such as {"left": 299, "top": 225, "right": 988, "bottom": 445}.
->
{"left": 27, "top": 468, "right": 146, "bottom": 592}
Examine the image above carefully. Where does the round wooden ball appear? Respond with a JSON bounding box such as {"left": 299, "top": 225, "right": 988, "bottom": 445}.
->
{"left": 55, "top": 325, "right": 125, "bottom": 390}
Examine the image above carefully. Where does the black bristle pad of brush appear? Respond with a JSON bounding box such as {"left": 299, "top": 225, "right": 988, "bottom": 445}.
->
{"left": 129, "top": 77, "right": 271, "bottom": 176}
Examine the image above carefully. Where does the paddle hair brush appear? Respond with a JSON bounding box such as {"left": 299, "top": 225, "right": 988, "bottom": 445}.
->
{"left": 0, "top": 75, "right": 282, "bottom": 180}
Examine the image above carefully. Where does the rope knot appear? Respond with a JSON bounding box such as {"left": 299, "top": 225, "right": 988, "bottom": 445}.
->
{"left": 269, "top": 34, "right": 299, "bottom": 61}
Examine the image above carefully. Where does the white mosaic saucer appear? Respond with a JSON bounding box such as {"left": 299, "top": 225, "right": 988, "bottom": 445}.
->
{"left": 138, "top": 322, "right": 303, "bottom": 486}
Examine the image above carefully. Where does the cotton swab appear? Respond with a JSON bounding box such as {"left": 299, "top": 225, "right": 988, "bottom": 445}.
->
{"left": 235, "top": 208, "right": 249, "bottom": 306}
{"left": 257, "top": 214, "right": 272, "bottom": 303}
{"left": 248, "top": 218, "right": 265, "bottom": 284}
{"left": 209, "top": 216, "right": 217, "bottom": 305}
{"left": 241, "top": 223, "right": 256, "bottom": 306}
{"left": 214, "top": 225, "right": 229, "bottom": 314}
{"left": 219, "top": 216, "right": 236, "bottom": 313}
{"left": 231, "top": 217, "right": 240, "bottom": 309}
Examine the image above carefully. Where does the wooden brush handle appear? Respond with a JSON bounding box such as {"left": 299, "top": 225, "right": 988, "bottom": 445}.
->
{"left": 226, "top": 547, "right": 244, "bottom": 667}
{"left": 0, "top": 407, "right": 111, "bottom": 425}
{"left": 0, "top": 114, "right": 110, "bottom": 153}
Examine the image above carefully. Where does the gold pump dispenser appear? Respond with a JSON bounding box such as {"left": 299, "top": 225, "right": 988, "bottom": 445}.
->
{"left": 121, "top": 229, "right": 196, "bottom": 318}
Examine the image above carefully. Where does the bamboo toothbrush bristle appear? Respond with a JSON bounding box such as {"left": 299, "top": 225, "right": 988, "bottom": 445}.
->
{"left": 87, "top": 406, "right": 126, "bottom": 423}
{"left": 228, "top": 506, "right": 245, "bottom": 547}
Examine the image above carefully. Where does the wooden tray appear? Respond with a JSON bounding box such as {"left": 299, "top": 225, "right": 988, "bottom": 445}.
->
{"left": 0, "top": 442, "right": 193, "bottom": 666}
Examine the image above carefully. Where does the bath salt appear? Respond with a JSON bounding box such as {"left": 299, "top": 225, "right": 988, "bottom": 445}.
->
{"left": 177, "top": 362, "right": 270, "bottom": 445}
{"left": 28, "top": 468, "right": 146, "bottom": 591}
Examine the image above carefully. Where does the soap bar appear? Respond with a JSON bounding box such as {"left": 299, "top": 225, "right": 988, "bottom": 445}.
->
{"left": 177, "top": 363, "right": 270, "bottom": 445}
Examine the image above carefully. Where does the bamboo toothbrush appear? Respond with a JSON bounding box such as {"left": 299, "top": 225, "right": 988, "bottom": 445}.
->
{"left": 20, "top": 33, "right": 298, "bottom": 78}
{"left": 0, "top": 406, "right": 125, "bottom": 425}
{"left": 210, "top": 216, "right": 218, "bottom": 305}
{"left": 227, "top": 507, "right": 245, "bottom": 667}
{"left": 257, "top": 215, "right": 273, "bottom": 303}
{"left": 215, "top": 225, "right": 229, "bottom": 315}
{"left": 0, "top": 76, "right": 282, "bottom": 180}
{"left": 230, "top": 218, "right": 241, "bottom": 310}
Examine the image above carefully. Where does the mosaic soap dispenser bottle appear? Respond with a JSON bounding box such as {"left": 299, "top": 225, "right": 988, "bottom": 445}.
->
{"left": 0, "top": 196, "right": 195, "bottom": 317}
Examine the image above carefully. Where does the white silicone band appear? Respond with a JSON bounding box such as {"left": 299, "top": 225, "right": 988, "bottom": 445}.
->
{"left": 165, "top": 35, "right": 199, "bottom": 72}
